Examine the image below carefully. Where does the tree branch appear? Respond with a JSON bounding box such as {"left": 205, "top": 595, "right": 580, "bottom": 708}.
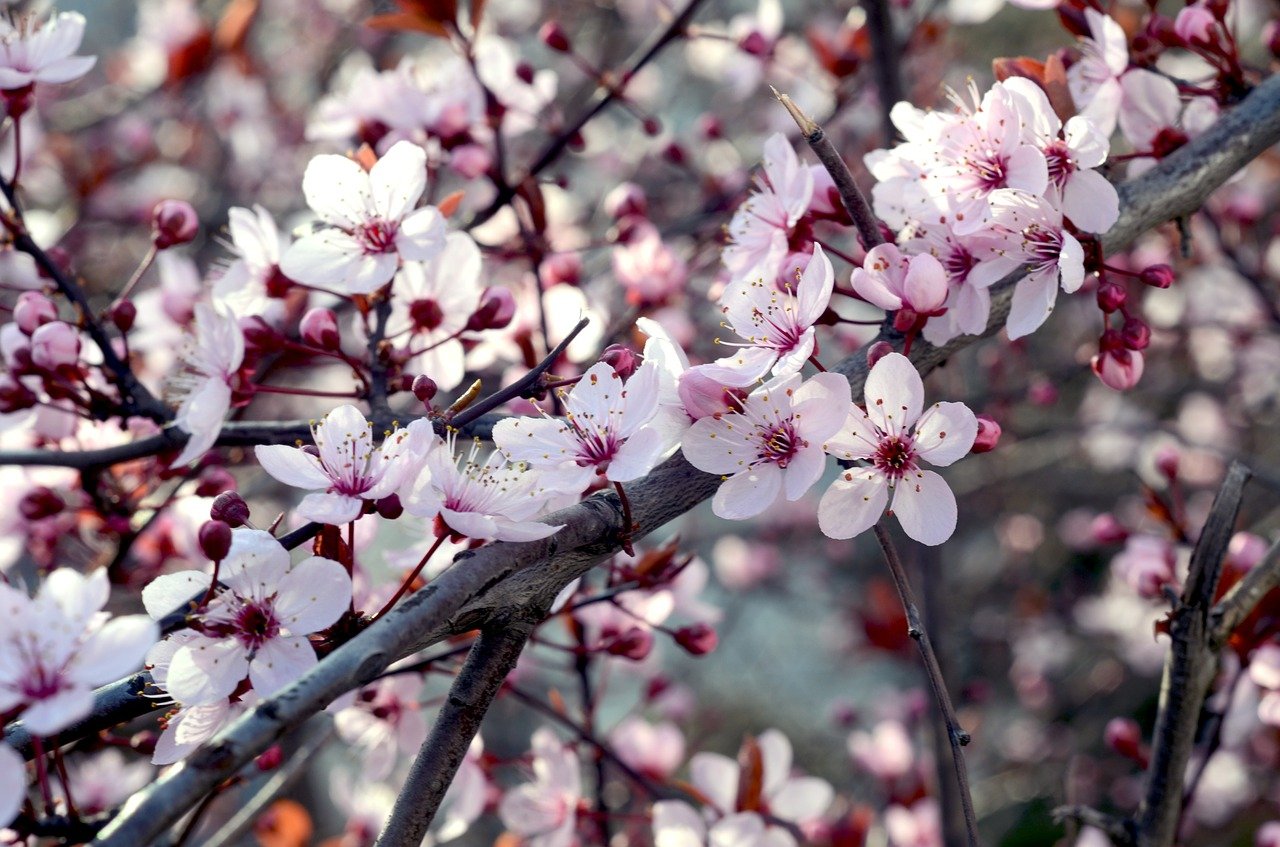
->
{"left": 87, "top": 72, "right": 1280, "bottom": 847}
{"left": 862, "top": 0, "right": 904, "bottom": 145}
{"left": 1209, "top": 537, "right": 1280, "bottom": 646}
{"left": 374, "top": 615, "right": 535, "bottom": 846}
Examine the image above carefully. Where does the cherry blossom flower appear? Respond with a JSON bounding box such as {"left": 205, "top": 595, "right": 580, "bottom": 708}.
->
{"left": 0, "top": 12, "right": 96, "bottom": 92}
{"left": 53, "top": 750, "right": 153, "bottom": 815}
{"left": 723, "top": 133, "right": 813, "bottom": 282}
{"left": 385, "top": 233, "right": 484, "bottom": 391}
{"left": 493, "top": 360, "right": 666, "bottom": 493}
{"left": 1066, "top": 9, "right": 1129, "bottom": 137}
{"left": 848, "top": 719, "right": 917, "bottom": 784}
{"left": 689, "top": 729, "right": 834, "bottom": 828}
{"left": 884, "top": 799, "right": 943, "bottom": 847}
{"left": 211, "top": 205, "right": 290, "bottom": 315}
{"left": 141, "top": 529, "right": 351, "bottom": 704}
{"left": 404, "top": 434, "right": 562, "bottom": 542}
{"left": 652, "top": 800, "right": 797, "bottom": 847}
{"left": 1118, "top": 70, "right": 1219, "bottom": 176}
{"left": 683, "top": 371, "right": 850, "bottom": 520}
{"left": 335, "top": 674, "right": 428, "bottom": 780}
{"left": 1092, "top": 344, "right": 1145, "bottom": 390}
{"left": 498, "top": 728, "right": 581, "bottom": 847}
{"left": 985, "top": 189, "right": 1085, "bottom": 339}
{"left": 852, "top": 244, "right": 948, "bottom": 316}
{"left": 718, "top": 245, "right": 836, "bottom": 376}
{"left": 0, "top": 568, "right": 157, "bottom": 736}
{"left": 609, "top": 716, "right": 685, "bottom": 780}
{"left": 1112, "top": 534, "right": 1178, "bottom": 598}
{"left": 169, "top": 303, "right": 245, "bottom": 467}
{"left": 144, "top": 631, "right": 253, "bottom": 765}
{"left": 613, "top": 223, "right": 689, "bottom": 306}
{"left": 819, "top": 353, "right": 977, "bottom": 545}
{"left": 0, "top": 743, "right": 22, "bottom": 829}
{"left": 280, "top": 140, "right": 446, "bottom": 295}
{"left": 255, "top": 405, "right": 435, "bottom": 525}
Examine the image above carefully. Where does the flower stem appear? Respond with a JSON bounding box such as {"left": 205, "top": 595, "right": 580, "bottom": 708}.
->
{"left": 375, "top": 534, "right": 448, "bottom": 619}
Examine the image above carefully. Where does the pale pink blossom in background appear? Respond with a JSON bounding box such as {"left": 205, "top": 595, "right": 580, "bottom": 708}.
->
{"left": 1066, "top": 9, "right": 1129, "bottom": 137}
{"left": 849, "top": 719, "right": 917, "bottom": 784}
{"left": 884, "top": 799, "right": 943, "bottom": 847}
{"left": 498, "top": 728, "right": 581, "bottom": 847}
{"left": 281, "top": 140, "right": 446, "bottom": 295}
{"left": 0, "top": 12, "right": 96, "bottom": 91}
{"left": 689, "top": 728, "right": 834, "bottom": 827}
{"left": 1111, "top": 534, "right": 1178, "bottom": 599}
{"left": 609, "top": 716, "right": 686, "bottom": 779}
{"left": 819, "top": 353, "right": 977, "bottom": 545}
{"left": 211, "top": 205, "right": 289, "bottom": 315}
{"left": 651, "top": 800, "right": 797, "bottom": 847}
{"left": 169, "top": 303, "right": 245, "bottom": 467}
{"left": 53, "top": 750, "right": 153, "bottom": 815}
{"left": 613, "top": 223, "right": 689, "bottom": 306}
{"left": 723, "top": 133, "right": 813, "bottom": 282}
{"left": 335, "top": 675, "right": 429, "bottom": 780}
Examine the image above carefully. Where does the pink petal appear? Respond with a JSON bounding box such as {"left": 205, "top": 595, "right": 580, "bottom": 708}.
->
{"left": 864, "top": 352, "right": 923, "bottom": 436}
{"left": 1005, "top": 271, "right": 1059, "bottom": 339}
{"left": 0, "top": 744, "right": 25, "bottom": 828}
{"left": 275, "top": 556, "right": 352, "bottom": 634}
{"left": 249, "top": 635, "right": 318, "bottom": 697}
{"left": 818, "top": 469, "right": 889, "bottom": 540}
{"left": 607, "top": 426, "right": 665, "bottom": 482}
{"left": 683, "top": 416, "right": 752, "bottom": 476}
{"left": 914, "top": 402, "right": 978, "bottom": 467}
{"left": 254, "top": 445, "right": 332, "bottom": 490}
{"left": 795, "top": 245, "right": 835, "bottom": 328}
{"left": 782, "top": 445, "right": 827, "bottom": 501}
{"left": 712, "top": 464, "right": 782, "bottom": 520}
{"left": 1062, "top": 168, "right": 1120, "bottom": 234}
{"left": 792, "top": 371, "right": 852, "bottom": 443}
{"left": 891, "top": 470, "right": 958, "bottom": 546}
{"left": 395, "top": 207, "right": 447, "bottom": 261}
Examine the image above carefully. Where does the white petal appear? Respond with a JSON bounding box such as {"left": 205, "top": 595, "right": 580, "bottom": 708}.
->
{"left": 301, "top": 154, "right": 372, "bottom": 229}
{"left": 296, "top": 492, "right": 365, "bottom": 525}
{"left": 913, "top": 402, "right": 978, "bottom": 467}
{"left": 607, "top": 426, "right": 665, "bottom": 482}
{"left": 689, "top": 752, "right": 738, "bottom": 814}
{"left": 652, "top": 800, "right": 706, "bottom": 847}
{"left": 280, "top": 231, "right": 372, "bottom": 290}
{"left": 782, "top": 446, "right": 826, "bottom": 500}
{"left": 274, "top": 556, "right": 352, "bottom": 634}
{"left": 758, "top": 729, "right": 793, "bottom": 795}
{"left": 712, "top": 465, "right": 782, "bottom": 520}
{"left": 249, "top": 635, "right": 318, "bottom": 697}
{"left": 1006, "top": 271, "right": 1060, "bottom": 339}
{"left": 792, "top": 372, "right": 852, "bottom": 442}
{"left": 891, "top": 470, "right": 958, "bottom": 546}
{"left": 254, "top": 445, "right": 332, "bottom": 490}
{"left": 818, "top": 469, "right": 889, "bottom": 540}
{"left": 1062, "top": 169, "right": 1120, "bottom": 234}
{"left": 863, "top": 352, "right": 923, "bottom": 435}
{"left": 795, "top": 245, "right": 835, "bottom": 327}
{"left": 68, "top": 616, "right": 158, "bottom": 686}
{"left": 395, "top": 207, "right": 446, "bottom": 261}
{"left": 770, "top": 776, "right": 834, "bottom": 822}
{"left": 682, "top": 416, "right": 751, "bottom": 475}
{"left": 369, "top": 141, "right": 427, "bottom": 222}
{"left": 165, "top": 638, "right": 247, "bottom": 705}
{"left": 0, "top": 743, "right": 25, "bottom": 828}
{"left": 19, "top": 686, "right": 94, "bottom": 736}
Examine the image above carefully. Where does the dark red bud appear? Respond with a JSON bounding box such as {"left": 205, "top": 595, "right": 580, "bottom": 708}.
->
{"left": 1140, "top": 264, "right": 1175, "bottom": 289}
{"left": 0, "top": 377, "right": 37, "bottom": 413}
{"left": 211, "top": 491, "right": 250, "bottom": 527}
{"left": 971, "top": 415, "right": 1002, "bottom": 454}
{"left": 109, "top": 300, "right": 138, "bottom": 333}
{"left": 674, "top": 623, "right": 718, "bottom": 655}
{"left": 1099, "top": 328, "right": 1125, "bottom": 353}
{"left": 412, "top": 374, "right": 439, "bottom": 404}
{"left": 662, "top": 142, "right": 686, "bottom": 165}
{"left": 255, "top": 744, "right": 284, "bottom": 771}
{"left": 601, "top": 344, "right": 640, "bottom": 379}
{"left": 375, "top": 493, "right": 404, "bottom": 520}
{"left": 1096, "top": 279, "right": 1128, "bottom": 313}
{"left": 151, "top": 199, "right": 199, "bottom": 249}
{"left": 195, "top": 467, "right": 237, "bottom": 497}
{"left": 642, "top": 117, "right": 662, "bottom": 137}
{"left": 1154, "top": 446, "right": 1179, "bottom": 481}
{"left": 540, "top": 253, "right": 581, "bottom": 287}
{"left": 515, "top": 62, "right": 536, "bottom": 86}
{"left": 198, "top": 519, "right": 234, "bottom": 561}
{"left": 866, "top": 341, "right": 894, "bottom": 369}
{"left": 1121, "top": 316, "right": 1150, "bottom": 350}
{"left": 1104, "top": 717, "right": 1145, "bottom": 765}
{"left": 466, "top": 287, "right": 516, "bottom": 331}
{"left": 240, "top": 316, "right": 281, "bottom": 349}
{"left": 738, "top": 30, "right": 770, "bottom": 56}
{"left": 299, "top": 307, "right": 341, "bottom": 350}
{"left": 698, "top": 114, "right": 722, "bottom": 140}
{"left": 539, "top": 21, "right": 571, "bottom": 52}
{"left": 606, "top": 626, "right": 653, "bottom": 661}
{"left": 19, "top": 486, "right": 64, "bottom": 521}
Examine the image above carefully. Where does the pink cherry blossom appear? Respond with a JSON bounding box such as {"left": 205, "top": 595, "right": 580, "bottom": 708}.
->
{"left": 334, "top": 674, "right": 429, "bottom": 780}
{"left": 651, "top": 800, "right": 797, "bottom": 847}
{"left": 718, "top": 245, "right": 836, "bottom": 376}
{"left": 403, "top": 434, "right": 563, "bottom": 542}
{"left": 0, "top": 743, "right": 23, "bottom": 828}
{"left": 612, "top": 223, "right": 688, "bottom": 306}
{"left": 143, "top": 632, "right": 251, "bottom": 765}
{"left": 493, "top": 360, "right": 666, "bottom": 492}
{"left": 28, "top": 321, "right": 80, "bottom": 370}
{"left": 1112, "top": 534, "right": 1178, "bottom": 599}
{"left": 689, "top": 728, "right": 834, "bottom": 827}
{"left": 169, "top": 303, "right": 245, "bottom": 467}
{"left": 985, "top": 189, "right": 1085, "bottom": 339}
{"left": 884, "top": 799, "right": 943, "bottom": 847}
{"left": 849, "top": 719, "right": 917, "bottom": 784}
{"left": 819, "top": 353, "right": 977, "bottom": 545}
{"left": 280, "top": 140, "right": 446, "bottom": 295}
{"left": 609, "top": 716, "right": 686, "bottom": 779}
{"left": 498, "top": 728, "right": 581, "bottom": 847}
{"left": 211, "top": 205, "right": 289, "bottom": 315}
{"left": 1066, "top": 9, "right": 1130, "bottom": 137}
{"left": 852, "top": 244, "right": 948, "bottom": 316}
{"left": 1118, "top": 70, "right": 1219, "bottom": 175}
{"left": 0, "top": 568, "right": 158, "bottom": 736}
{"left": 683, "top": 371, "right": 851, "bottom": 520}
{"left": 141, "top": 529, "right": 351, "bottom": 703}
{"left": 0, "top": 12, "right": 96, "bottom": 91}
{"left": 255, "top": 405, "right": 435, "bottom": 525}
{"left": 723, "top": 133, "right": 813, "bottom": 282}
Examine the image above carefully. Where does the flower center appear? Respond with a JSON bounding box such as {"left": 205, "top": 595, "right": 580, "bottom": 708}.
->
{"left": 969, "top": 152, "right": 1008, "bottom": 192}
{"left": 1021, "top": 225, "right": 1063, "bottom": 275}
{"left": 1045, "top": 140, "right": 1075, "bottom": 190}
{"left": 357, "top": 219, "right": 398, "bottom": 254}
{"left": 234, "top": 602, "right": 281, "bottom": 650}
{"left": 757, "top": 420, "right": 802, "bottom": 467}
{"left": 409, "top": 298, "right": 445, "bottom": 331}
{"left": 873, "top": 436, "right": 918, "bottom": 480}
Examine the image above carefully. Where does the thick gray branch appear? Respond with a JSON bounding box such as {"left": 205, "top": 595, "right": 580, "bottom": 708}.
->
{"left": 89, "top": 73, "right": 1280, "bottom": 847}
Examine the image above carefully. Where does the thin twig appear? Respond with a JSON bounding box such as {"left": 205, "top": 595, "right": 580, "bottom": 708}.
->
{"left": 771, "top": 88, "right": 885, "bottom": 250}
{"left": 1052, "top": 805, "right": 1135, "bottom": 846}
{"left": 862, "top": 0, "right": 904, "bottom": 145}
{"left": 872, "top": 522, "right": 979, "bottom": 847}
{"left": 374, "top": 615, "right": 535, "bottom": 847}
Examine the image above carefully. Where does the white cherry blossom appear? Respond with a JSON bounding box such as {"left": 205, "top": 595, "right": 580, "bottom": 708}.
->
{"left": 688, "top": 728, "right": 833, "bottom": 829}
{"left": 683, "top": 371, "right": 850, "bottom": 520}
{"left": 280, "top": 140, "right": 446, "bottom": 295}
{"left": 985, "top": 189, "right": 1085, "bottom": 339}
{"left": 142, "top": 529, "right": 351, "bottom": 704}
{"left": 211, "top": 204, "right": 289, "bottom": 315}
{"left": 255, "top": 405, "right": 435, "bottom": 525}
{"left": 652, "top": 800, "right": 796, "bottom": 847}
{"left": 0, "top": 12, "right": 96, "bottom": 91}
{"left": 819, "top": 353, "right": 977, "bottom": 545}
{"left": 169, "top": 303, "right": 245, "bottom": 467}
{"left": 723, "top": 133, "right": 813, "bottom": 282}
{"left": 498, "top": 728, "right": 581, "bottom": 847}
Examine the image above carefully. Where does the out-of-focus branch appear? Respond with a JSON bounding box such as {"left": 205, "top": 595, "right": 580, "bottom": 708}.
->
{"left": 1210, "top": 538, "right": 1280, "bottom": 645}
{"left": 872, "top": 523, "right": 979, "bottom": 847}
{"left": 466, "top": 0, "right": 708, "bottom": 229}
{"left": 862, "top": 0, "right": 903, "bottom": 145}
{"left": 374, "top": 616, "right": 535, "bottom": 846}
{"left": 88, "top": 72, "right": 1280, "bottom": 847}
{"left": 1133, "top": 461, "right": 1251, "bottom": 847}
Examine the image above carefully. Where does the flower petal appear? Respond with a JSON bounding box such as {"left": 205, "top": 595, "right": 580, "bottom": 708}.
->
{"left": 913, "top": 402, "right": 978, "bottom": 467}
{"left": 864, "top": 352, "right": 923, "bottom": 436}
{"left": 249, "top": 635, "right": 318, "bottom": 697}
{"left": 254, "top": 445, "right": 332, "bottom": 490}
{"left": 818, "top": 469, "right": 889, "bottom": 541}
{"left": 712, "top": 464, "right": 782, "bottom": 520}
{"left": 274, "top": 556, "right": 352, "bottom": 634}
{"left": 891, "top": 469, "right": 958, "bottom": 546}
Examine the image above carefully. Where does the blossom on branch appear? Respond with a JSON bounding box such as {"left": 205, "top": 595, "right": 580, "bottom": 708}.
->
{"left": 169, "top": 303, "right": 245, "bottom": 467}
{"left": 498, "top": 728, "right": 581, "bottom": 847}
{"left": 0, "top": 12, "right": 95, "bottom": 93}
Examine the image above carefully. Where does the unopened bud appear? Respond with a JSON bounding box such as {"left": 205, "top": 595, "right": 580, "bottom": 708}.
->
{"left": 210, "top": 492, "right": 250, "bottom": 527}
{"left": 866, "top": 341, "right": 895, "bottom": 369}
{"left": 195, "top": 467, "right": 236, "bottom": 497}
{"left": 466, "top": 287, "right": 516, "bottom": 331}
{"left": 1154, "top": 446, "right": 1179, "bottom": 481}
{"left": 1104, "top": 717, "right": 1145, "bottom": 764}
{"left": 29, "top": 321, "right": 81, "bottom": 370}
{"left": 1121, "top": 316, "right": 1150, "bottom": 350}
{"left": 255, "top": 744, "right": 284, "bottom": 771}
{"left": 199, "top": 519, "right": 234, "bottom": 561}
{"left": 109, "top": 300, "right": 137, "bottom": 333}
{"left": 1266, "top": 20, "right": 1280, "bottom": 59}
{"left": 539, "top": 21, "right": 571, "bottom": 52}
{"left": 13, "top": 291, "right": 57, "bottom": 335}
{"left": 19, "top": 486, "right": 64, "bottom": 521}
{"left": 412, "top": 374, "right": 439, "bottom": 405}
{"left": 151, "top": 200, "right": 199, "bottom": 250}
{"left": 971, "top": 415, "right": 1002, "bottom": 454}
{"left": 300, "top": 307, "right": 341, "bottom": 350}
{"left": 375, "top": 493, "right": 404, "bottom": 520}
{"left": 603, "top": 183, "right": 647, "bottom": 220}
{"left": 1140, "top": 264, "right": 1175, "bottom": 289}
{"left": 738, "top": 30, "right": 770, "bottom": 56}
{"left": 674, "top": 623, "right": 718, "bottom": 655}
{"left": 606, "top": 626, "right": 653, "bottom": 661}
{"left": 1096, "top": 279, "right": 1127, "bottom": 313}
{"left": 1090, "top": 513, "right": 1129, "bottom": 545}
{"left": 601, "top": 344, "right": 639, "bottom": 379}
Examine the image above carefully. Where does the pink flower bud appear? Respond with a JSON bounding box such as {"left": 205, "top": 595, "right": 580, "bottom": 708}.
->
{"left": 375, "top": 493, "right": 404, "bottom": 520}
{"left": 300, "top": 307, "right": 340, "bottom": 350}
{"left": 29, "top": 321, "right": 80, "bottom": 369}
{"left": 1104, "top": 717, "right": 1146, "bottom": 765}
{"left": 13, "top": 291, "right": 56, "bottom": 334}
{"left": 1226, "top": 532, "right": 1268, "bottom": 572}
{"left": 606, "top": 626, "right": 654, "bottom": 661}
{"left": 539, "top": 21, "right": 571, "bottom": 52}
{"left": 195, "top": 467, "right": 236, "bottom": 497}
{"left": 255, "top": 744, "right": 284, "bottom": 772}
{"left": 19, "top": 486, "right": 64, "bottom": 521}
{"left": 1089, "top": 513, "right": 1129, "bottom": 545}
{"left": 412, "top": 374, "right": 439, "bottom": 404}
{"left": 449, "top": 144, "right": 492, "bottom": 180}
{"left": 1091, "top": 347, "right": 1145, "bottom": 390}
{"left": 541, "top": 253, "right": 582, "bottom": 287}
{"left": 738, "top": 29, "right": 771, "bottom": 56}
{"left": 151, "top": 199, "right": 199, "bottom": 250}
{"left": 1174, "top": 4, "right": 1216, "bottom": 43}
{"left": 601, "top": 344, "right": 640, "bottom": 379}
{"left": 1140, "top": 264, "right": 1175, "bottom": 289}
{"left": 674, "top": 623, "right": 718, "bottom": 655}
{"left": 110, "top": 300, "right": 137, "bottom": 333}
{"left": 199, "top": 519, "right": 234, "bottom": 561}
{"left": 971, "top": 415, "right": 1002, "bottom": 454}
{"left": 466, "top": 287, "right": 516, "bottom": 331}
{"left": 866, "top": 341, "right": 895, "bottom": 369}
{"left": 1121, "top": 316, "right": 1150, "bottom": 350}
{"left": 211, "top": 491, "right": 250, "bottom": 527}
{"left": 604, "top": 183, "right": 648, "bottom": 220}
{"left": 1154, "top": 445, "right": 1179, "bottom": 481}
{"left": 1096, "top": 279, "right": 1127, "bottom": 313}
